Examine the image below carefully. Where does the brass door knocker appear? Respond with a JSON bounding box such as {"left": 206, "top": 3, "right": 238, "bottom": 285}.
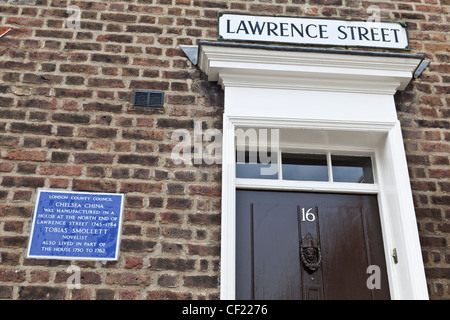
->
{"left": 300, "top": 233, "right": 322, "bottom": 273}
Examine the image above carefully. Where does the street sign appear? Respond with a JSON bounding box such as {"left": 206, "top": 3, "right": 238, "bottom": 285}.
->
{"left": 218, "top": 14, "right": 409, "bottom": 50}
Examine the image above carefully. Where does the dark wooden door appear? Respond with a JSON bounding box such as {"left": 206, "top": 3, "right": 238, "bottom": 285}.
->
{"left": 236, "top": 190, "right": 390, "bottom": 300}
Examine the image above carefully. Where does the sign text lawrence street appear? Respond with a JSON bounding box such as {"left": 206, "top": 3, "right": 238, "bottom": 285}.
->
{"left": 218, "top": 14, "right": 409, "bottom": 50}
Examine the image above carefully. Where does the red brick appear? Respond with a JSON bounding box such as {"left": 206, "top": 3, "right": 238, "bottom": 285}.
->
{"left": 0, "top": 163, "right": 14, "bottom": 173}
{"left": 47, "top": 138, "right": 87, "bottom": 150}
{"left": 74, "top": 153, "right": 113, "bottom": 164}
{"left": 0, "top": 286, "right": 13, "bottom": 299}
{"left": 162, "top": 227, "right": 192, "bottom": 239}
{"left": 421, "top": 142, "right": 450, "bottom": 153}
{"left": 431, "top": 196, "right": 450, "bottom": 206}
{"left": 0, "top": 61, "right": 36, "bottom": 71}
{"left": 118, "top": 155, "right": 159, "bottom": 166}
{"left": 97, "top": 34, "right": 134, "bottom": 43}
{"left": 157, "top": 118, "right": 191, "bottom": 128}
{"left": 78, "top": 127, "right": 118, "bottom": 138}
{"left": 187, "top": 243, "right": 220, "bottom": 256}
{"left": 0, "top": 269, "right": 26, "bottom": 282}
{"left": 420, "top": 236, "right": 447, "bottom": 247}
{"left": 35, "top": 29, "right": 73, "bottom": 39}
{"left": 3, "top": 28, "right": 32, "bottom": 38}
{"left": 160, "top": 212, "right": 183, "bottom": 224}
{"left": 49, "top": 178, "right": 69, "bottom": 189}
{"left": 59, "top": 64, "right": 98, "bottom": 74}
{"left": 126, "top": 25, "right": 163, "bottom": 34}
{"left": 10, "top": 123, "right": 52, "bottom": 135}
{"left": 18, "top": 286, "right": 65, "bottom": 300}
{"left": 174, "top": 171, "right": 196, "bottom": 181}
{"left": 106, "top": 273, "right": 150, "bottom": 286}
{"left": 133, "top": 57, "right": 169, "bottom": 67}
{"left": 0, "top": 235, "right": 28, "bottom": 249}
{"left": 120, "top": 239, "right": 156, "bottom": 252}
{"left": 91, "top": 141, "right": 110, "bottom": 151}
{"left": 157, "top": 275, "right": 178, "bottom": 288}
{"left": 88, "top": 78, "right": 125, "bottom": 88}
{"left": 149, "top": 258, "right": 195, "bottom": 271}
{"left": 18, "top": 98, "right": 58, "bottom": 109}
{"left": 39, "top": 165, "right": 82, "bottom": 176}
{"left": 166, "top": 198, "right": 192, "bottom": 209}
{"left": 119, "top": 290, "right": 139, "bottom": 300}
{"left": 0, "top": 136, "right": 20, "bottom": 147}
{"left": 51, "top": 113, "right": 90, "bottom": 124}
{"left": 6, "top": 17, "right": 44, "bottom": 27}
{"left": 120, "top": 182, "right": 163, "bottom": 193}
{"left": 72, "top": 179, "right": 117, "bottom": 192}
{"left": 3, "top": 221, "right": 24, "bottom": 233}
{"left": 124, "top": 210, "right": 156, "bottom": 222}
{"left": 183, "top": 275, "right": 218, "bottom": 288}
{"left": 162, "top": 242, "right": 183, "bottom": 254}
{"left": 4, "top": 150, "right": 46, "bottom": 162}
{"left": 83, "top": 102, "right": 123, "bottom": 113}
{"left": 95, "top": 289, "right": 115, "bottom": 300}
{"left": 0, "top": 206, "right": 33, "bottom": 218}
{"left": 439, "top": 182, "right": 450, "bottom": 192}
{"left": 55, "top": 271, "right": 102, "bottom": 285}
{"left": 92, "top": 54, "right": 129, "bottom": 64}
{"left": 101, "top": 13, "right": 138, "bottom": 23}
{"left": 125, "top": 196, "right": 143, "bottom": 208}
{"left": 17, "top": 163, "right": 37, "bottom": 174}
{"left": 28, "top": 51, "right": 67, "bottom": 61}
{"left": 188, "top": 213, "right": 220, "bottom": 226}
{"left": 189, "top": 185, "right": 221, "bottom": 197}
{"left": 1, "top": 177, "right": 45, "bottom": 188}
{"left": 193, "top": 0, "right": 228, "bottom": 8}
{"left": 114, "top": 142, "right": 131, "bottom": 152}
{"left": 411, "top": 181, "right": 436, "bottom": 191}
{"left": 146, "top": 290, "right": 192, "bottom": 300}
{"left": 63, "top": 42, "right": 101, "bottom": 51}
{"left": 54, "top": 88, "right": 93, "bottom": 99}
{"left": 125, "top": 257, "right": 143, "bottom": 269}
{"left": 30, "top": 270, "right": 50, "bottom": 283}
{"left": 13, "top": 191, "right": 31, "bottom": 201}
{"left": 122, "top": 129, "right": 164, "bottom": 141}
{"left": 424, "top": 131, "right": 442, "bottom": 140}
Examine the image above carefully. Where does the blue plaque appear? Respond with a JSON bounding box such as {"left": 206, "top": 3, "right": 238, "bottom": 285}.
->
{"left": 26, "top": 189, "right": 125, "bottom": 261}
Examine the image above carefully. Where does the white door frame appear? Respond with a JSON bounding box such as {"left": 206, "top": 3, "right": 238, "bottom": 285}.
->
{"left": 198, "top": 42, "right": 428, "bottom": 300}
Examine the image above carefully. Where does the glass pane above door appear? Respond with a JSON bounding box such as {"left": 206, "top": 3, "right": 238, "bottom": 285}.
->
{"left": 282, "top": 153, "right": 329, "bottom": 182}
{"left": 331, "top": 155, "right": 374, "bottom": 184}
{"left": 236, "top": 149, "right": 375, "bottom": 185}
{"left": 236, "top": 150, "right": 278, "bottom": 180}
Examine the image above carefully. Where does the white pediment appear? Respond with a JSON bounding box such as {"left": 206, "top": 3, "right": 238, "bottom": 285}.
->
{"left": 198, "top": 42, "right": 424, "bottom": 95}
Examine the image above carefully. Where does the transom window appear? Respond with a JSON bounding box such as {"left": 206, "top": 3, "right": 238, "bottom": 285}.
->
{"left": 236, "top": 150, "right": 374, "bottom": 184}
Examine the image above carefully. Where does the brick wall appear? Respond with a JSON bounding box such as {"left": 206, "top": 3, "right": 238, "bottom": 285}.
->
{"left": 0, "top": 0, "right": 448, "bottom": 300}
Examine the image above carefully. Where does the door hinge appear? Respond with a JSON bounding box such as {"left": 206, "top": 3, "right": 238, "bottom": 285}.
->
{"left": 392, "top": 248, "right": 398, "bottom": 264}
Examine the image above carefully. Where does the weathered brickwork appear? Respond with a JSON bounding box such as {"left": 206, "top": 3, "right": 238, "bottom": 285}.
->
{"left": 0, "top": 0, "right": 448, "bottom": 300}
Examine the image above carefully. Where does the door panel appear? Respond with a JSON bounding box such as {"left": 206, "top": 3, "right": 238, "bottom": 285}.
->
{"left": 253, "top": 203, "right": 301, "bottom": 300}
{"left": 236, "top": 190, "right": 390, "bottom": 300}
{"left": 319, "top": 203, "right": 372, "bottom": 299}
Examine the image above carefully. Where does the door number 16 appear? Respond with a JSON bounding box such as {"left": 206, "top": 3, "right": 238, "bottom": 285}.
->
{"left": 300, "top": 208, "right": 316, "bottom": 222}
